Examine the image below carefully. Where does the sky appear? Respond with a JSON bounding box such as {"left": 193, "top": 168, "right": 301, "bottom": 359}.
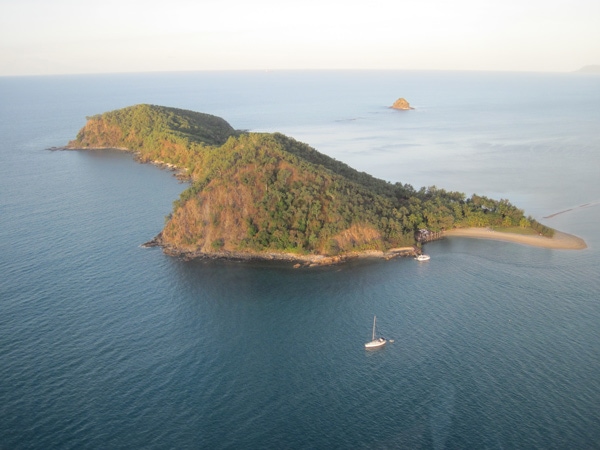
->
{"left": 1, "top": 0, "right": 599, "bottom": 76}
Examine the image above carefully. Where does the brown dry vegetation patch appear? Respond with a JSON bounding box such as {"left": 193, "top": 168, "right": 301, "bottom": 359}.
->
{"left": 162, "top": 172, "right": 264, "bottom": 252}
{"left": 73, "top": 119, "right": 124, "bottom": 147}
{"left": 330, "top": 223, "right": 384, "bottom": 252}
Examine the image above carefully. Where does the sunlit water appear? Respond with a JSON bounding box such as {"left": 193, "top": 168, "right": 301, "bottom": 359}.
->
{"left": 1, "top": 71, "right": 599, "bottom": 449}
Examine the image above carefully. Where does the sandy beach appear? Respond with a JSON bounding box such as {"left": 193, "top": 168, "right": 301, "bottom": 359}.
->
{"left": 444, "top": 228, "right": 587, "bottom": 250}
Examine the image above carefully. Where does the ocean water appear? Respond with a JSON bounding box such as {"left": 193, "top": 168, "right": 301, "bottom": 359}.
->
{"left": 1, "top": 71, "right": 599, "bottom": 449}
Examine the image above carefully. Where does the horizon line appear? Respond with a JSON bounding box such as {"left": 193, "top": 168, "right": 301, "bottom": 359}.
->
{"left": 1, "top": 67, "right": 595, "bottom": 78}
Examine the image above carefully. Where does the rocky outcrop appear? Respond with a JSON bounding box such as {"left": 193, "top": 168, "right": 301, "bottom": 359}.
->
{"left": 391, "top": 98, "right": 414, "bottom": 110}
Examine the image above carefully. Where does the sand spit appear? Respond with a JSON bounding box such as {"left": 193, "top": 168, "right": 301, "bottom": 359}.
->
{"left": 444, "top": 228, "right": 587, "bottom": 250}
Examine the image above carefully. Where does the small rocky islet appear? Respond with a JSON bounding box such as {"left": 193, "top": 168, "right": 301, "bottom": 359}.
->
{"left": 390, "top": 98, "right": 414, "bottom": 110}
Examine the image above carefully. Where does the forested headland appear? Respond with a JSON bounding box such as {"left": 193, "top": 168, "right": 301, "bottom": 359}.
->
{"left": 67, "top": 104, "right": 554, "bottom": 261}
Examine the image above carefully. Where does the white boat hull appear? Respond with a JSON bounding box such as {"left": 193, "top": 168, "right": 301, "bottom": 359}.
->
{"left": 365, "top": 338, "right": 386, "bottom": 349}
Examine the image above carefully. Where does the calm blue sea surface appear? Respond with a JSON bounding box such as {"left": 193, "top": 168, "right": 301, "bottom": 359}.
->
{"left": 1, "top": 71, "right": 599, "bottom": 449}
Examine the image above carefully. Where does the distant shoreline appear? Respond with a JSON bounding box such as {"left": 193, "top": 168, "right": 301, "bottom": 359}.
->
{"left": 443, "top": 227, "right": 587, "bottom": 250}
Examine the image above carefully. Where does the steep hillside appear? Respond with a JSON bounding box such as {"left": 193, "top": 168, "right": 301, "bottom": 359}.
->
{"left": 68, "top": 104, "right": 238, "bottom": 174}
{"left": 161, "top": 132, "right": 414, "bottom": 255}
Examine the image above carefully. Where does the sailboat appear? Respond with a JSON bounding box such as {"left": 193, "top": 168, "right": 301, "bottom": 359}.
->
{"left": 365, "top": 315, "right": 386, "bottom": 349}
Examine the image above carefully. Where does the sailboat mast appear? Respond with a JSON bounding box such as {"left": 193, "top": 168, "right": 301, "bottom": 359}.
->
{"left": 372, "top": 315, "right": 376, "bottom": 340}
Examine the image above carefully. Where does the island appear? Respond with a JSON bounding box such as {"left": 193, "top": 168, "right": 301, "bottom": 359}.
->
{"left": 65, "top": 104, "right": 585, "bottom": 266}
{"left": 391, "top": 98, "right": 414, "bottom": 110}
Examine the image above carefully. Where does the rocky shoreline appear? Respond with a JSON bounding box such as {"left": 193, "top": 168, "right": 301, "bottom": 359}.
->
{"left": 142, "top": 225, "right": 587, "bottom": 268}
{"left": 142, "top": 234, "right": 418, "bottom": 267}
{"left": 49, "top": 145, "right": 191, "bottom": 181}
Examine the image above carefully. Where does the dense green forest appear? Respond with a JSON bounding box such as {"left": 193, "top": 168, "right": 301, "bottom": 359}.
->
{"left": 69, "top": 104, "right": 553, "bottom": 256}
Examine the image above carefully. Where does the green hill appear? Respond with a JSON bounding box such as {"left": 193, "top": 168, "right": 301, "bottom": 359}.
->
{"left": 67, "top": 104, "right": 553, "bottom": 260}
